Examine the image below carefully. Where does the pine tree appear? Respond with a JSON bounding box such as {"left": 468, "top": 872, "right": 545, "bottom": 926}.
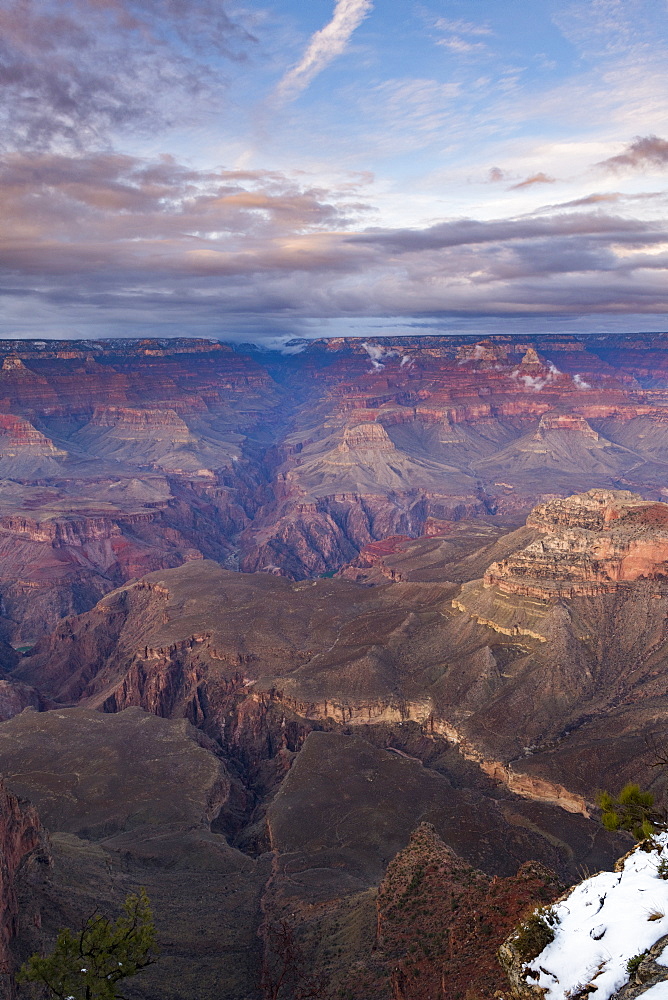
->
{"left": 17, "top": 888, "right": 157, "bottom": 999}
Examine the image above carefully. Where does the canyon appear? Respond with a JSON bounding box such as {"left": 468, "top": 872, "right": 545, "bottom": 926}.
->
{"left": 4, "top": 334, "right": 668, "bottom": 996}
{"left": 2, "top": 333, "right": 668, "bottom": 641}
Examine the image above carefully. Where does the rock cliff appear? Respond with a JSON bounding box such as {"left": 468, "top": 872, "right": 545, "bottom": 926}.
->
{"left": 369, "top": 823, "right": 563, "bottom": 1000}
{"left": 0, "top": 781, "right": 45, "bottom": 996}
{"left": 5, "top": 334, "right": 668, "bottom": 632}
{"left": 479, "top": 488, "right": 668, "bottom": 602}
{"left": 16, "top": 533, "right": 668, "bottom": 829}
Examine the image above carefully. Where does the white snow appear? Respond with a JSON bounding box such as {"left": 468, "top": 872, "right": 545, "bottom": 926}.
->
{"left": 525, "top": 832, "right": 668, "bottom": 1000}
{"left": 639, "top": 985, "right": 668, "bottom": 1000}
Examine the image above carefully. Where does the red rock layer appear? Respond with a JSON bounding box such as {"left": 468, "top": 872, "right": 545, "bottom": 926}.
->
{"left": 341, "top": 823, "right": 563, "bottom": 1000}
{"left": 486, "top": 489, "right": 668, "bottom": 598}
{"left": 7, "top": 334, "right": 668, "bottom": 626}
{"left": 0, "top": 415, "right": 64, "bottom": 456}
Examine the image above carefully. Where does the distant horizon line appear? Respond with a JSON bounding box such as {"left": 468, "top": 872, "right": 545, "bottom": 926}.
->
{"left": 1, "top": 330, "right": 668, "bottom": 350}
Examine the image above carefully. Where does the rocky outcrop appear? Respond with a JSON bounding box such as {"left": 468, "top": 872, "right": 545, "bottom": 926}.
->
{"left": 355, "top": 823, "right": 564, "bottom": 1000}
{"left": 340, "top": 421, "right": 395, "bottom": 451}
{"left": 452, "top": 489, "right": 668, "bottom": 645}
{"left": 0, "top": 781, "right": 45, "bottom": 993}
{"left": 0, "top": 679, "right": 42, "bottom": 722}
{"left": 487, "top": 489, "right": 668, "bottom": 599}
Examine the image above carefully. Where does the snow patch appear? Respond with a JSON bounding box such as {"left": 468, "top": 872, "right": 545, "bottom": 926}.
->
{"left": 639, "top": 985, "right": 668, "bottom": 1000}
{"left": 526, "top": 833, "right": 668, "bottom": 1000}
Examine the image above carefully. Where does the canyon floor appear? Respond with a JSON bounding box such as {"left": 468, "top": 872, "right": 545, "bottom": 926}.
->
{"left": 4, "top": 335, "right": 668, "bottom": 997}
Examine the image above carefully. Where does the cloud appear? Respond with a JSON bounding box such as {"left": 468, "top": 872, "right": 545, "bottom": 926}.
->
{"left": 533, "top": 191, "right": 667, "bottom": 213}
{"left": 0, "top": 0, "right": 255, "bottom": 152}
{"left": 488, "top": 167, "right": 506, "bottom": 183}
{"left": 275, "top": 0, "right": 373, "bottom": 104}
{"left": 598, "top": 135, "right": 668, "bottom": 172}
{"left": 437, "top": 36, "right": 486, "bottom": 54}
{"left": 432, "top": 18, "right": 492, "bottom": 37}
{"left": 361, "top": 341, "right": 399, "bottom": 364}
{"left": 509, "top": 172, "right": 557, "bottom": 190}
{"left": 0, "top": 149, "right": 667, "bottom": 339}
{"left": 431, "top": 15, "right": 491, "bottom": 55}
{"left": 558, "top": 193, "right": 623, "bottom": 207}
{"left": 355, "top": 78, "right": 462, "bottom": 154}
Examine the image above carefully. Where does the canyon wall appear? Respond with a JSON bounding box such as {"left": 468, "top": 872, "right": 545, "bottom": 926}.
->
{"left": 0, "top": 782, "right": 45, "bottom": 997}
{"left": 5, "top": 333, "right": 668, "bottom": 635}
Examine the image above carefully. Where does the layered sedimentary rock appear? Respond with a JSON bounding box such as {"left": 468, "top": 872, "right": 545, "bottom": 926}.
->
{"left": 19, "top": 484, "right": 668, "bottom": 813}
{"left": 15, "top": 505, "right": 668, "bottom": 822}
{"left": 238, "top": 332, "right": 668, "bottom": 579}
{"left": 489, "top": 488, "right": 668, "bottom": 598}
{"left": 7, "top": 333, "right": 668, "bottom": 631}
{"left": 0, "top": 339, "right": 276, "bottom": 640}
{"left": 0, "top": 415, "right": 67, "bottom": 479}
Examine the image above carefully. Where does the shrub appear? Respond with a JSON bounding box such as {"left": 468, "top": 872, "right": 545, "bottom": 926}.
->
{"left": 596, "top": 784, "right": 657, "bottom": 841}
{"left": 626, "top": 950, "right": 648, "bottom": 977}
{"left": 512, "top": 907, "right": 557, "bottom": 962}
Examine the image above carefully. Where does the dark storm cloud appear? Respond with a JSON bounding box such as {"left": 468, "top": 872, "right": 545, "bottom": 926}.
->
{"left": 0, "top": 0, "right": 255, "bottom": 151}
{"left": 347, "top": 213, "right": 667, "bottom": 253}
{"left": 0, "top": 150, "right": 667, "bottom": 337}
{"left": 598, "top": 135, "right": 668, "bottom": 171}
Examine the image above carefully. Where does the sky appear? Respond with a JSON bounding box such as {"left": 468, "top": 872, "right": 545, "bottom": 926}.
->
{"left": 1, "top": 0, "right": 668, "bottom": 344}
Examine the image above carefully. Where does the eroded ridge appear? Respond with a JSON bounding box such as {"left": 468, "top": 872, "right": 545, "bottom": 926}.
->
{"left": 488, "top": 489, "right": 668, "bottom": 599}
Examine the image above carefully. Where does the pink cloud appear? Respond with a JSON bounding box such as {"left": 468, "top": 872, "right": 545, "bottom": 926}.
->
{"left": 509, "top": 172, "right": 557, "bottom": 190}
